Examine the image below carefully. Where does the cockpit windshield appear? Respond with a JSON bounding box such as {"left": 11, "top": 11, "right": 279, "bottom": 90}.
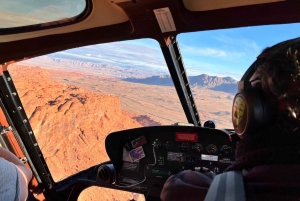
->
{"left": 6, "top": 23, "right": 300, "bottom": 201}
{"left": 8, "top": 39, "right": 186, "bottom": 183}
{"left": 179, "top": 23, "right": 300, "bottom": 128}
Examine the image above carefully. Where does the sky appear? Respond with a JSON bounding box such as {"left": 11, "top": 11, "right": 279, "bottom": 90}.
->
{"left": 178, "top": 24, "right": 300, "bottom": 79}
{"left": 55, "top": 23, "right": 300, "bottom": 80}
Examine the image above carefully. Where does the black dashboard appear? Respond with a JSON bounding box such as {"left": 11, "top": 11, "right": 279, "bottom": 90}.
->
{"left": 103, "top": 126, "right": 237, "bottom": 200}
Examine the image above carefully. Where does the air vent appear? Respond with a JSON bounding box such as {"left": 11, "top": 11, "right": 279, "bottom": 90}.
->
{"left": 96, "top": 164, "right": 115, "bottom": 184}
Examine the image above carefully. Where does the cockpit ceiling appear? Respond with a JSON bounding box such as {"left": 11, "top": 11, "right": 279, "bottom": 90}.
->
{"left": 0, "top": 0, "right": 296, "bottom": 44}
{"left": 0, "top": 0, "right": 130, "bottom": 43}
{"left": 1, "top": 0, "right": 300, "bottom": 64}
{"left": 183, "top": 0, "right": 284, "bottom": 11}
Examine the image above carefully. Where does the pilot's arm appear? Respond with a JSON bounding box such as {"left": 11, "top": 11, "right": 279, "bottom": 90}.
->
{"left": 0, "top": 147, "right": 33, "bottom": 201}
{"left": 160, "top": 170, "right": 215, "bottom": 201}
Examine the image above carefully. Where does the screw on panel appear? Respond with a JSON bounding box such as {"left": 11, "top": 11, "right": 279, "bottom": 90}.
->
{"left": 28, "top": 131, "right": 33, "bottom": 135}
{"left": 12, "top": 92, "right": 17, "bottom": 96}
{"left": 5, "top": 95, "right": 9, "bottom": 97}
{"left": 17, "top": 106, "right": 22, "bottom": 110}
{"left": 20, "top": 157, "right": 28, "bottom": 163}
{"left": 34, "top": 143, "right": 38, "bottom": 146}
{"left": 7, "top": 77, "right": 11, "bottom": 81}
{"left": 23, "top": 119, "right": 27, "bottom": 123}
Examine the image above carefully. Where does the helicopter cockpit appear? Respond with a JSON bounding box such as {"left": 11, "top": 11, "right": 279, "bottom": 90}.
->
{"left": 1, "top": 0, "right": 300, "bottom": 201}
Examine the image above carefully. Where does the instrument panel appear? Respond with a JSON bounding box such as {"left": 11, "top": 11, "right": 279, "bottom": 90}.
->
{"left": 104, "top": 126, "right": 237, "bottom": 199}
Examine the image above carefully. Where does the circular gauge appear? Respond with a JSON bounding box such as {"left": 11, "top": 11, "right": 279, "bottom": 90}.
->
{"left": 181, "top": 142, "right": 189, "bottom": 152}
{"left": 220, "top": 145, "right": 232, "bottom": 156}
{"left": 206, "top": 144, "right": 217, "bottom": 154}
{"left": 165, "top": 141, "right": 173, "bottom": 150}
{"left": 192, "top": 143, "right": 203, "bottom": 153}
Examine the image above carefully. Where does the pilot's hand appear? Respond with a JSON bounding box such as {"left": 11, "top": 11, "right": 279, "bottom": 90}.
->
{"left": 160, "top": 170, "right": 215, "bottom": 201}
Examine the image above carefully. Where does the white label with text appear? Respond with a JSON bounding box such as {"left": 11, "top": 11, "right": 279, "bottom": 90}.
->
{"left": 201, "top": 154, "right": 218, "bottom": 161}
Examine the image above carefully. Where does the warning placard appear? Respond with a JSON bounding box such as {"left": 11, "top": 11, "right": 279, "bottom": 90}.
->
{"left": 175, "top": 132, "right": 198, "bottom": 142}
{"left": 153, "top": 7, "right": 176, "bottom": 33}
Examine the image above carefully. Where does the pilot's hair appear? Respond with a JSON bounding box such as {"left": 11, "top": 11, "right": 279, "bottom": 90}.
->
{"left": 227, "top": 40, "right": 300, "bottom": 171}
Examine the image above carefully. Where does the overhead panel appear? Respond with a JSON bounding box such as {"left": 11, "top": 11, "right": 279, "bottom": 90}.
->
{"left": 183, "top": 0, "right": 284, "bottom": 11}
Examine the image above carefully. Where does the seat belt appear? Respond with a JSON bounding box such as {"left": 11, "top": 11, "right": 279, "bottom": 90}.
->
{"left": 204, "top": 171, "right": 246, "bottom": 201}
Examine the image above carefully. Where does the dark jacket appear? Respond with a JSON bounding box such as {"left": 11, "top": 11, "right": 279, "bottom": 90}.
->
{"left": 160, "top": 165, "right": 300, "bottom": 201}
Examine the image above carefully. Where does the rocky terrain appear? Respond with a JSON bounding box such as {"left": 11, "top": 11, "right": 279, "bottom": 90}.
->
{"left": 49, "top": 70, "right": 234, "bottom": 128}
{"left": 8, "top": 61, "right": 234, "bottom": 200}
{"left": 9, "top": 64, "right": 145, "bottom": 201}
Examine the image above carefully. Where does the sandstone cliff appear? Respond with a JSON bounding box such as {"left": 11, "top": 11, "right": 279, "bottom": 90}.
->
{"left": 9, "top": 64, "right": 145, "bottom": 201}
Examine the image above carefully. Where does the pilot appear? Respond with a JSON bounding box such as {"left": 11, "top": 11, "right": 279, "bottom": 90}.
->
{"left": 160, "top": 37, "right": 300, "bottom": 201}
{"left": 0, "top": 147, "right": 32, "bottom": 201}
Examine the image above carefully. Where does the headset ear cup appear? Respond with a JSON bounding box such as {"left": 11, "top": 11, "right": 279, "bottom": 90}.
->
{"left": 232, "top": 89, "right": 275, "bottom": 137}
{"left": 232, "top": 91, "right": 250, "bottom": 136}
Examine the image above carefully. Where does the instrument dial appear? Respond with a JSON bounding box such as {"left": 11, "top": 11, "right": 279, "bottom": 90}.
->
{"left": 206, "top": 144, "right": 217, "bottom": 154}
{"left": 181, "top": 142, "right": 189, "bottom": 152}
{"left": 220, "top": 145, "right": 232, "bottom": 156}
{"left": 192, "top": 143, "right": 203, "bottom": 153}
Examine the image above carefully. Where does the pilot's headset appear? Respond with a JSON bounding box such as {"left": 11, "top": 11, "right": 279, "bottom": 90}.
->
{"left": 232, "top": 37, "right": 300, "bottom": 137}
{"left": 231, "top": 61, "right": 274, "bottom": 137}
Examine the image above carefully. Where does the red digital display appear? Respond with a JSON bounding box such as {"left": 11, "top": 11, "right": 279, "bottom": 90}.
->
{"left": 175, "top": 132, "right": 198, "bottom": 142}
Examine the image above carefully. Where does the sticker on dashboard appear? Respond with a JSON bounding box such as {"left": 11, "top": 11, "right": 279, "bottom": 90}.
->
{"left": 129, "top": 146, "right": 146, "bottom": 162}
{"left": 219, "top": 158, "right": 234, "bottom": 164}
{"left": 123, "top": 148, "right": 133, "bottom": 162}
{"left": 131, "top": 135, "right": 147, "bottom": 149}
{"left": 167, "top": 152, "right": 185, "bottom": 162}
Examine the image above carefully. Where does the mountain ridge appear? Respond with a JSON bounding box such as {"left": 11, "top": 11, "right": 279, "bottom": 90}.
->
{"left": 124, "top": 74, "right": 238, "bottom": 94}
{"left": 20, "top": 56, "right": 238, "bottom": 93}
{"left": 20, "top": 56, "right": 165, "bottom": 79}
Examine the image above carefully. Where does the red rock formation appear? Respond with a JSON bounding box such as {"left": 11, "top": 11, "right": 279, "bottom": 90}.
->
{"left": 9, "top": 64, "right": 145, "bottom": 201}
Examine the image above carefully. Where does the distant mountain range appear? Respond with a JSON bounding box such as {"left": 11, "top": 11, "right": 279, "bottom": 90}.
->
{"left": 20, "top": 55, "right": 165, "bottom": 79}
{"left": 21, "top": 56, "right": 238, "bottom": 93}
{"left": 124, "top": 74, "right": 238, "bottom": 94}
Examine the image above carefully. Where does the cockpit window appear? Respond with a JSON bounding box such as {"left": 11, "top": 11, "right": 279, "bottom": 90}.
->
{"left": 0, "top": 0, "right": 86, "bottom": 29}
{"left": 8, "top": 39, "right": 186, "bottom": 182}
{"left": 178, "top": 23, "right": 300, "bottom": 129}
